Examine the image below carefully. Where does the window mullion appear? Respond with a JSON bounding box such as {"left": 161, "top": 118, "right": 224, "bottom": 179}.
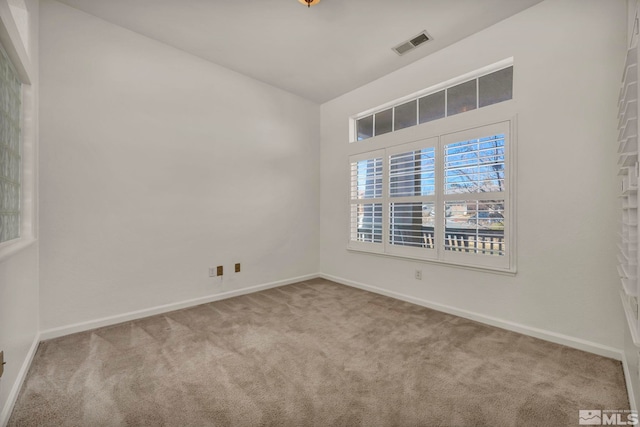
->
{"left": 383, "top": 151, "right": 390, "bottom": 253}
{"left": 435, "top": 138, "right": 444, "bottom": 260}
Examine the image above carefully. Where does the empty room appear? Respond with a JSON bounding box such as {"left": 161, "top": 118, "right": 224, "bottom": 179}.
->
{"left": 0, "top": 0, "right": 637, "bottom": 425}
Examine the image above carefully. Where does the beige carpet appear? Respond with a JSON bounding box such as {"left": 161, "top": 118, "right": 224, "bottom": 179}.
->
{"left": 9, "top": 278, "right": 629, "bottom": 426}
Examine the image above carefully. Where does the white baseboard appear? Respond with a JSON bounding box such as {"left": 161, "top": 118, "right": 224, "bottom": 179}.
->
{"left": 40, "top": 273, "right": 320, "bottom": 341}
{"left": 320, "top": 273, "right": 624, "bottom": 361}
{"left": 0, "top": 333, "right": 40, "bottom": 427}
{"left": 621, "top": 352, "right": 638, "bottom": 412}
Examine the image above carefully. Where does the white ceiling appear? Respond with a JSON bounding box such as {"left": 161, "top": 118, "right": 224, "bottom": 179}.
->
{"left": 54, "top": 0, "right": 543, "bottom": 103}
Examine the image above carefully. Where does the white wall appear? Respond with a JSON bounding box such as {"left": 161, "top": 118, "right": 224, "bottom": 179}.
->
{"left": 320, "top": 0, "right": 626, "bottom": 351}
{"left": 39, "top": 0, "right": 320, "bottom": 331}
{"left": 0, "top": 0, "right": 38, "bottom": 423}
{"left": 0, "top": 245, "right": 38, "bottom": 423}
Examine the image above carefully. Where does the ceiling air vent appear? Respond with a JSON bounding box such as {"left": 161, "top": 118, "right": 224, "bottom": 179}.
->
{"left": 392, "top": 31, "right": 431, "bottom": 56}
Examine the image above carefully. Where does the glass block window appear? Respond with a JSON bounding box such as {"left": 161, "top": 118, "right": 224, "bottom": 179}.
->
{"left": 0, "top": 45, "right": 22, "bottom": 243}
{"left": 353, "top": 64, "right": 513, "bottom": 142}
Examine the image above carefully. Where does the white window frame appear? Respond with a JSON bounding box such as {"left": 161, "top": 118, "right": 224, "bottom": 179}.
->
{"left": 347, "top": 113, "right": 516, "bottom": 274}
{"left": 0, "top": 0, "right": 37, "bottom": 261}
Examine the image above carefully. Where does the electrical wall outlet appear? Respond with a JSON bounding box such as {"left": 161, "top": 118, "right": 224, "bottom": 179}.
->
{"left": 217, "top": 266, "right": 223, "bottom": 276}
{"left": 208, "top": 268, "right": 215, "bottom": 277}
{"left": 415, "top": 269, "right": 422, "bottom": 280}
{"left": 235, "top": 263, "right": 241, "bottom": 273}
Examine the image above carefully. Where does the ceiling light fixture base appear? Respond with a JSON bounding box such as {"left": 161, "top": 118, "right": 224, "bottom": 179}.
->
{"left": 298, "top": 0, "right": 321, "bottom": 7}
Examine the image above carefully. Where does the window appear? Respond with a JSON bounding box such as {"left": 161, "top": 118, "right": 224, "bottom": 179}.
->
{"left": 0, "top": 1, "right": 35, "bottom": 260}
{"left": 348, "top": 121, "right": 513, "bottom": 271}
{"left": 441, "top": 126, "right": 509, "bottom": 269}
{"left": 353, "top": 64, "right": 513, "bottom": 142}
{"left": 0, "top": 44, "right": 22, "bottom": 243}
{"left": 350, "top": 152, "right": 383, "bottom": 245}
{"left": 388, "top": 139, "right": 437, "bottom": 258}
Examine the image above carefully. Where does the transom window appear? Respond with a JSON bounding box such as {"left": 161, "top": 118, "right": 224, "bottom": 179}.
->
{"left": 348, "top": 121, "right": 513, "bottom": 271}
{"left": 353, "top": 65, "right": 513, "bottom": 142}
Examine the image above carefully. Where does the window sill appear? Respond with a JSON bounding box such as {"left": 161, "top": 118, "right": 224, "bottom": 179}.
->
{"left": 0, "top": 236, "right": 37, "bottom": 264}
{"left": 347, "top": 247, "right": 517, "bottom": 276}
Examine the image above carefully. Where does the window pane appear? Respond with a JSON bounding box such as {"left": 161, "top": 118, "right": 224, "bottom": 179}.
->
{"left": 445, "top": 200, "right": 505, "bottom": 256}
{"left": 375, "top": 108, "right": 393, "bottom": 136}
{"left": 447, "top": 80, "right": 477, "bottom": 116}
{"left": 350, "top": 157, "right": 382, "bottom": 199}
{"left": 389, "top": 147, "right": 435, "bottom": 197}
{"left": 357, "top": 115, "right": 373, "bottom": 141}
{"left": 351, "top": 203, "right": 382, "bottom": 243}
{"left": 394, "top": 100, "right": 417, "bottom": 131}
{"left": 444, "top": 134, "right": 505, "bottom": 194}
{"left": 418, "top": 90, "right": 445, "bottom": 124}
{"left": 390, "top": 202, "right": 435, "bottom": 249}
{"left": 479, "top": 66, "right": 513, "bottom": 108}
{"left": 0, "top": 43, "right": 22, "bottom": 243}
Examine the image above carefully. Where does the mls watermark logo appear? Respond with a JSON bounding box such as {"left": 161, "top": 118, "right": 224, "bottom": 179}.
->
{"left": 580, "top": 411, "right": 602, "bottom": 425}
{"left": 579, "top": 410, "right": 639, "bottom": 425}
